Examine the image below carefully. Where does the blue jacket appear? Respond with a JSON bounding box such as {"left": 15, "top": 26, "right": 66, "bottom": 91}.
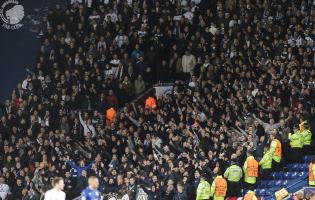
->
{"left": 66, "top": 160, "right": 95, "bottom": 177}
{"left": 80, "top": 187, "right": 101, "bottom": 200}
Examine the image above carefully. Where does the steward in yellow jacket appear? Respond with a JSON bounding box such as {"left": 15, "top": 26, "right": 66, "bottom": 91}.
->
{"left": 289, "top": 125, "right": 303, "bottom": 163}
{"left": 196, "top": 175, "right": 211, "bottom": 200}
{"left": 259, "top": 147, "right": 272, "bottom": 180}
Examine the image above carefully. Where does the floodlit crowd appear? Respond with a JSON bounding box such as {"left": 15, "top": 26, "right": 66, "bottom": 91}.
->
{"left": 1, "top": 0, "right": 315, "bottom": 199}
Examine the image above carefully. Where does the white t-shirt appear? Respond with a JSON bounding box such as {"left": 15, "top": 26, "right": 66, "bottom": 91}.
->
{"left": 44, "top": 189, "right": 66, "bottom": 200}
{"left": 0, "top": 183, "right": 10, "bottom": 200}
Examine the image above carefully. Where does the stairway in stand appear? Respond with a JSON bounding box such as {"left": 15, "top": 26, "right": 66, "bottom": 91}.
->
{"left": 253, "top": 155, "right": 315, "bottom": 200}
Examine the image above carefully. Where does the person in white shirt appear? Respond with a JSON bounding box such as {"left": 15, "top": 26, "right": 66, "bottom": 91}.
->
{"left": 114, "top": 30, "right": 129, "bottom": 48}
{"left": 44, "top": 177, "right": 66, "bottom": 200}
{"left": 182, "top": 50, "right": 196, "bottom": 76}
{"left": 0, "top": 177, "right": 10, "bottom": 200}
{"left": 79, "top": 111, "right": 96, "bottom": 138}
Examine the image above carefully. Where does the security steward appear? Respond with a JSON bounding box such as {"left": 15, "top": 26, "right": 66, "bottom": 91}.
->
{"left": 270, "top": 133, "right": 282, "bottom": 171}
{"left": 243, "top": 190, "right": 258, "bottom": 200}
{"left": 259, "top": 147, "right": 273, "bottom": 180}
{"left": 288, "top": 125, "right": 303, "bottom": 163}
{"left": 243, "top": 151, "right": 258, "bottom": 190}
{"left": 300, "top": 121, "right": 312, "bottom": 155}
{"left": 224, "top": 158, "right": 242, "bottom": 197}
{"left": 196, "top": 173, "right": 211, "bottom": 200}
{"left": 105, "top": 107, "right": 116, "bottom": 125}
{"left": 145, "top": 96, "right": 157, "bottom": 110}
{"left": 210, "top": 173, "right": 227, "bottom": 200}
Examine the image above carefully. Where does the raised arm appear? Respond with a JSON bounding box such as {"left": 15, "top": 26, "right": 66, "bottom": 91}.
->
{"left": 82, "top": 160, "right": 95, "bottom": 170}
{"left": 253, "top": 114, "right": 269, "bottom": 129}
{"left": 66, "top": 160, "right": 79, "bottom": 170}
{"left": 78, "top": 112, "right": 86, "bottom": 127}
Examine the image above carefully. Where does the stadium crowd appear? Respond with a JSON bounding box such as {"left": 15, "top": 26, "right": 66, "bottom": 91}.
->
{"left": 1, "top": 0, "right": 315, "bottom": 199}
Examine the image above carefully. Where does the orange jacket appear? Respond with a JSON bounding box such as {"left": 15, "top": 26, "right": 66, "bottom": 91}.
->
{"left": 247, "top": 158, "right": 259, "bottom": 177}
{"left": 215, "top": 177, "right": 227, "bottom": 197}
{"left": 145, "top": 97, "right": 157, "bottom": 109}
{"left": 244, "top": 193, "right": 254, "bottom": 200}
{"left": 274, "top": 139, "right": 282, "bottom": 157}
{"left": 309, "top": 162, "right": 314, "bottom": 181}
{"left": 106, "top": 107, "right": 116, "bottom": 124}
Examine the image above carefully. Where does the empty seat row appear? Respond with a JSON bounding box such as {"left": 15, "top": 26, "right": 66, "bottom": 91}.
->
{"left": 267, "top": 171, "right": 307, "bottom": 181}
{"left": 257, "top": 180, "right": 289, "bottom": 188}
{"left": 255, "top": 189, "right": 272, "bottom": 196}
{"left": 286, "top": 163, "right": 308, "bottom": 172}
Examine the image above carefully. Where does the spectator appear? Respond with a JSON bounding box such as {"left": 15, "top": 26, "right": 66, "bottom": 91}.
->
{"left": 0, "top": 177, "right": 10, "bottom": 200}
{"left": 173, "top": 182, "right": 188, "bottom": 200}
{"left": 105, "top": 90, "right": 119, "bottom": 106}
{"left": 78, "top": 111, "right": 96, "bottom": 138}
{"left": 181, "top": 50, "right": 196, "bottom": 79}
{"left": 134, "top": 75, "right": 146, "bottom": 95}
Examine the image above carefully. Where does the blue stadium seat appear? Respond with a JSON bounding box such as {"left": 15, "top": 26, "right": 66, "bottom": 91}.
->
{"left": 258, "top": 180, "right": 268, "bottom": 188}
{"left": 275, "top": 172, "right": 285, "bottom": 179}
{"left": 297, "top": 172, "right": 306, "bottom": 178}
{"left": 270, "top": 172, "right": 277, "bottom": 179}
{"left": 301, "top": 163, "right": 309, "bottom": 171}
{"left": 256, "top": 189, "right": 266, "bottom": 196}
{"left": 303, "top": 155, "right": 315, "bottom": 163}
{"left": 291, "top": 163, "right": 308, "bottom": 172}
{"left": 282, "top": 180, "right": 289, "bottom": 187}
{"left": 288, "top": 164, "right": 298, "bottom": 172}
{"left": 267, "top": 180, "right": 276, "bottom": 188}
{"left": 286, "top": 164, "right": 294, "bottom": 168}
{"left": 290, "top": 172, "right": 298, "bottom": 179}
{"left": 264, "top": 191, "right": 272, "bottom": 197}
{"left": 275, "top": 180, "right": 282, "bottom": 187}
{"left": 291, "top": 171, "right": 306, "bottom": 179}
{"left": 284, "top": 172, "right": 293, "bottom": 179}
